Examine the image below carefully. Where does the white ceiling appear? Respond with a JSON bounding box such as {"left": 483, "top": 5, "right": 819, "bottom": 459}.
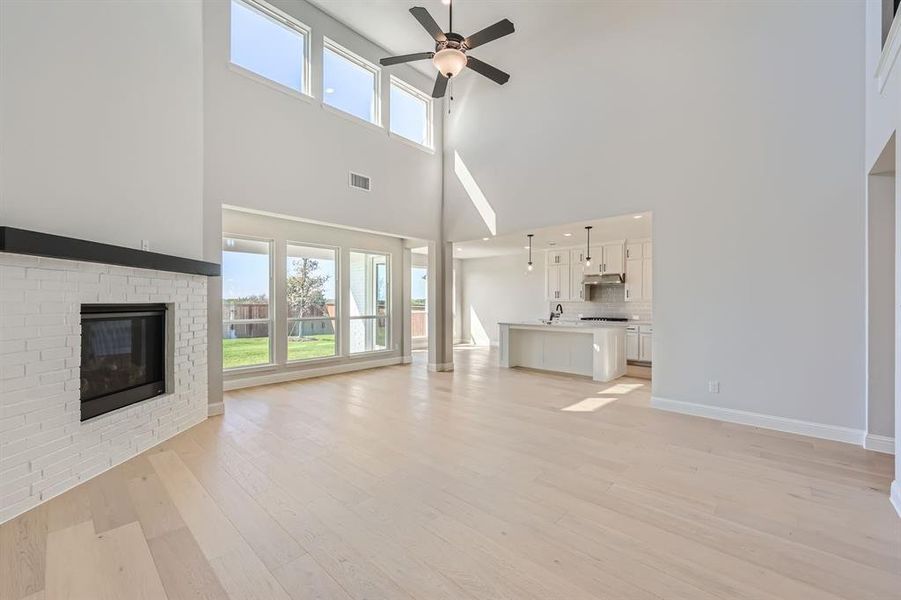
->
{"left": 307, "top": 0, "right": 557, "bottom": 80}
{"left": 454, "top": 211, "right": 652, "bottom": 259}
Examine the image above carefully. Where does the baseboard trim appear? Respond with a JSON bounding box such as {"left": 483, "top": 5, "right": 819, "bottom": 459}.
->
{"left": 402, "top": 355, "right": 413, "bottom": 364}
{"left": 428, "top": 362, "right": 454, "bottom": 372}
{"left": 207, "top": 401, "right": 225, "bottom": 417}
{"left": 864, "top": 433, "right": 895, "bottom": 454}
{"left": 891, "top": 481, "right": 901, "bottom": 518}
{"left": 224, "top": 356, "right": 403, "bottom": 391}
{"left": 650, "top": 396, "right": 865, "bottom": 445}
{"left": 891, "top": 479, "right": 901, "bottom": 517}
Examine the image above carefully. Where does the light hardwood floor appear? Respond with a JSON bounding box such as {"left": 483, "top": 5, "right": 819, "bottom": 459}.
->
{"left": 1, "top": 347, "right": 899, "bottom": 600}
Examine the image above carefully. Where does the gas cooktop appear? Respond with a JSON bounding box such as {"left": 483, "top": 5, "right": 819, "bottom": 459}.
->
{"left": 580, "top": 317, "right": 629, "bottom": 322}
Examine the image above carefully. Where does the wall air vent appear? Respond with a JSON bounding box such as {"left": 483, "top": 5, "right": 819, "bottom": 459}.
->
{"left": 349, "top": 172, "right": 371, "bottom": 191}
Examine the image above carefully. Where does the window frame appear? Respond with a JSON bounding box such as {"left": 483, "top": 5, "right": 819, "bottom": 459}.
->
{"left": 228, "top": 0, "right": 312, "bottom": 98}
{"left": 322, "top": 37, "right": 382, "bottom": 127}
{"left": 221, "top": 233, "right": 276, "bottom": 372}
{"left": 285, "top": 241, "right": 341, "bottom": 363}
{"left": 389, "top": 75, "right": 434, "bottom": 150}
{"left": 348, "top": 249, "right": 392, "bottom": 355}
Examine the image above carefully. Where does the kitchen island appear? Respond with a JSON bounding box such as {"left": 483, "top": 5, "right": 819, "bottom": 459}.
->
{"left": 498, "top": 321, "right": 627, "bottom": 382}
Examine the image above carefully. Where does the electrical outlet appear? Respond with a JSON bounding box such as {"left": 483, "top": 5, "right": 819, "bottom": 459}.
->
{"left": 708, "top": 380, "right": 720, "bottom": 393}
{"left": 141, "top": 240, "right": 150, "bottom": 251}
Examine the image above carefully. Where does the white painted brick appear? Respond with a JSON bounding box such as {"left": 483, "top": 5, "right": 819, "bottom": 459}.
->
{"left": 39, "top": 346, "right": 73, "bottom": 361}
{"left": 39, "top": 475, "right": 80, "bottom": 501}
{"left": 0, "top": 414, "right": 26, "bottom": 433}
{"left": 26, "top": 336, "right": 67, "bottom": 351}
{"left": 2, "top": 486, "right": 31, "bottom": 507}
{"left": 0, "top": 260, "right": 208, "bottom": 523}
{"left": 40, "top": 280, "right": 78, "bottom": 292}
{"left": 25, "top": 314, "right": 66, "bottom": 327}
{"left": 0, "top": 364, "right": 26, "bottom": 380}
{"left": 25, "top": 359, "right": 67, "bottom": 377}
{"left": 1, "top": 278, "right": 40, "bottom": 291}
{"left": 0, "top": 340, "right": 27, "bottom": 355}
{"left": 0, "top": 326, "right": 39, "bottom": 341}
{"left": 0, "top": 266, "right": 26, "bottom": 279}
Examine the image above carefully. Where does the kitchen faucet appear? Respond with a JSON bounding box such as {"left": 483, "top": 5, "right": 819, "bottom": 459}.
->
{"left": 550, "top": 303, "right": 563, "bottom": 321}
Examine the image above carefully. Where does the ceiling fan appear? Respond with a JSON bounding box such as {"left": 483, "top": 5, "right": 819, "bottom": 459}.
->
{"left": 379, "top": 1, "right": 514, "bottom": 99}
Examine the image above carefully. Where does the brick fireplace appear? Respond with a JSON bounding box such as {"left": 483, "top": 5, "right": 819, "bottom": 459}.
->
{"left": 0, "top": 230, "right": 215, "bottom": 523}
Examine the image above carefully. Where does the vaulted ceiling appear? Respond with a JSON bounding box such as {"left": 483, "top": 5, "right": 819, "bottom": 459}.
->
{"left": 307, "top": 1, "right": 594, "bottom": 80}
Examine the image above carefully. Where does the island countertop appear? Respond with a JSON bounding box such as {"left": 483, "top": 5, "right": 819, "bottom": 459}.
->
{"left": 497, "top": 321, "right": 630, "bottom": 331}
{"left": 498, "top": 322, "right": 627, "bottom": 382}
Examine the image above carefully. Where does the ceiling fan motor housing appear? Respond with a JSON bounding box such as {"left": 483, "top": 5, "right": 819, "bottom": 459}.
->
{"left": 433, "top": 33, "right": 468, "bottom": 78}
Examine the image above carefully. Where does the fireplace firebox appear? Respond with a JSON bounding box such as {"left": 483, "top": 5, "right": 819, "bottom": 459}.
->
{"left": 80, "top": 304, "right": 167, "bottom": 421}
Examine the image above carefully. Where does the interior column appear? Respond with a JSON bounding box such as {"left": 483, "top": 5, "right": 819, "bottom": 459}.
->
{"left": 427, "top": 240, "right": 454, "bottom": 371}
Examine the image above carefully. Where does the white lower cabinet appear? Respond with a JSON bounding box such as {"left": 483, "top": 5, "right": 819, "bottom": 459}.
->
{"left": 639, "top": 324, "right": 653, "bottom": 362}
{"left": 626, "top": 327, "right": 640, "bottom": 361}
{"left": 639, "top": 334, "right": 652, "bottom": 362}
{"left": 627, "top": 325, "right": 652, "bottom": 363}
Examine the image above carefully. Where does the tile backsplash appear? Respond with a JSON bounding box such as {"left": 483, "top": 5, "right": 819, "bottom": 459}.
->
{"left": 548, "top": 284, "right": 652, "bottom": 322}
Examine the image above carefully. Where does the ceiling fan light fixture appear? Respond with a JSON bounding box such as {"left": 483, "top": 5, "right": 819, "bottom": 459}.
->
{"left": 433, "top": 48, "right": 467, "bottom": 78}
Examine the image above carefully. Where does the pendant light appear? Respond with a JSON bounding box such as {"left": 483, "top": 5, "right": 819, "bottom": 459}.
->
{"left": 584, "top": 226, "right": 593, "bottom": 267}
{"left": 526, "top": 234, "right": 534, "bottom": 271}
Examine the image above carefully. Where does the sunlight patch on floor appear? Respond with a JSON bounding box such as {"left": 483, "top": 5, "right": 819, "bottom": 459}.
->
{"left": 562, "top": 397, "right": 617, "bottom": 412}
{"left": 598, "top": 382, "right": 645, "bottom": 395}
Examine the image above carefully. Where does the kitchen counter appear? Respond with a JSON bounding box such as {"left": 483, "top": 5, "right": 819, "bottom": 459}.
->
{"left": 498, "top": 322, "right": 627, "bottom": 382}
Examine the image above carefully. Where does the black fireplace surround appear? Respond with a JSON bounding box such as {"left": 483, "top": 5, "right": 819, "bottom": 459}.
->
{"left": 80, "top": 304, "right": 167, "bottom": 421}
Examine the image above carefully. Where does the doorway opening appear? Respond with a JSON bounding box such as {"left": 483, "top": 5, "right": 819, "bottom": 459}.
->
{"left": 866, "top": 132, "right": 896, "bottom": 454}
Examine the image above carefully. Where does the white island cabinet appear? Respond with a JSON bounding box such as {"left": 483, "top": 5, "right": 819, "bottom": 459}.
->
{"left": 498, "top": 322, "right": 627, "bottom": 382}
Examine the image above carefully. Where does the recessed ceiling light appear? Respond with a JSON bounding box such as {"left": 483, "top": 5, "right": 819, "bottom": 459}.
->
{"left": 563, "top": 233, "right": 573, "bottom": 237}
{"left": 482, "top": 237, "right": 489, "bottom": 241}
{"left": 441, "top": 0, "right": 451, "bottom": 4}
{"left": 325, "top": 87, "right": 335, "bottom": 94}
{"left": 523, "top": 245, "right": 530, "bottom": 249}
{"left": 633, "top": 215, "right": 643, "bottom": 219}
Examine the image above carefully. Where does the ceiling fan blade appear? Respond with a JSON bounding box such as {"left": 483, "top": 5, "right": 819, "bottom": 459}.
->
{"left": 465, "top": 56, "right": 510, "bottom": 85}
{"left": 463, "top": 19, "right": 514, "bottom": 50}
{"left": 432, "top": 73, "right": 449, "bottom": 98}
{"left": 380, "top": 52, "right": 435, "bottom": 66}
{"left": 410, "top": 7, "right": 447, "bottom": 43}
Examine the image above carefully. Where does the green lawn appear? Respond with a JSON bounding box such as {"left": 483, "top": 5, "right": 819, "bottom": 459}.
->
{"left": 223, "top": 335, "right": 335, "bottom": 369}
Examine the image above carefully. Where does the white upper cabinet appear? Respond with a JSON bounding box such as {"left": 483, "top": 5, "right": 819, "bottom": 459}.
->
{"left": 600, "top": 242, "right": 625, "bottom": 275}
{"left": 625, "top": 258, "right": 642, "bottom": 301}
{"left": 642, "top": 256, "right": 652, "bottom": 300}
{"left": 570, "top": 249, "right": 587, "bottom": 300}
{"left": 584, "top": 242, "right": 624, "bottom": 275}
{"left": 625, "top": 239, "right": 652, "bottom": 302}
{"left": 547, "top": 250, "right": 569, "bottom": 266}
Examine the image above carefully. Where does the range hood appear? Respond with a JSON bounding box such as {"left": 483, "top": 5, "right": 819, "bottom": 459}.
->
{"left": 582, "top": 273, "right": 625, "bottom": 286}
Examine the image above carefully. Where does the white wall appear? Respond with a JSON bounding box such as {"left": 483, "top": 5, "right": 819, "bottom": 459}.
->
{"left": 0, "top": 0, "right": 204, "bottom": 260}
{"left": 445, "top": 1, "right": 866, "bottom": 430}
{"left": 203, "top": 0, "right": 443, "bottom": 242}
{"left": 201, "top": 0, "right": 447, "bottom": 404}
{"left": 460, "top": 253, "right": 548, "bottom": 346}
